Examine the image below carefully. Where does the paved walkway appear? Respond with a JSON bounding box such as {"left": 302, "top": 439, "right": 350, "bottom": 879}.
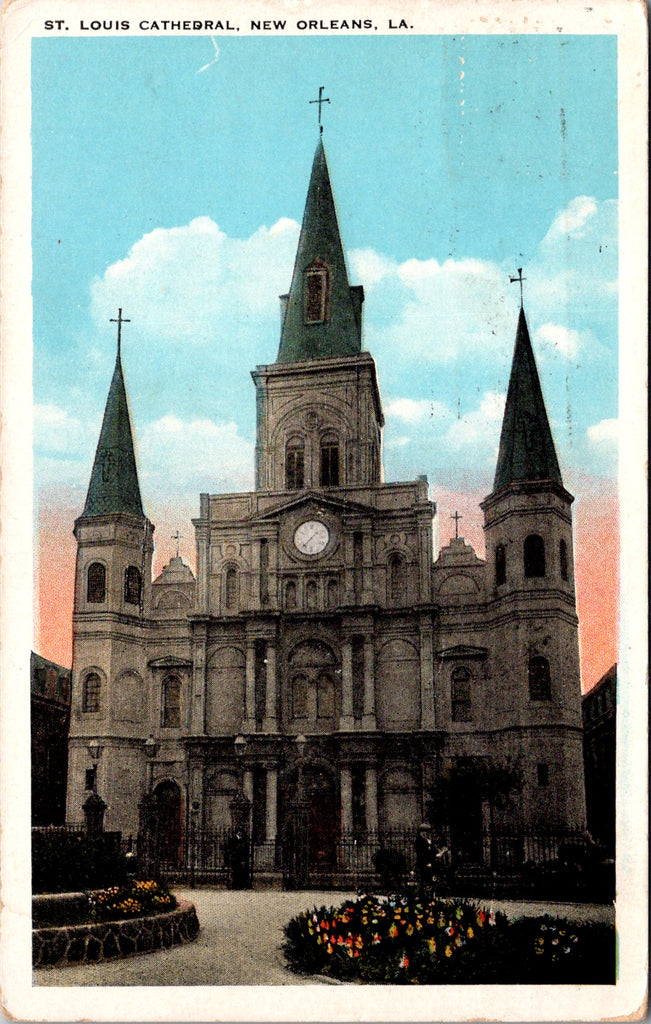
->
{"left": 34, "top": 888, "right": 614, "bottom": 987}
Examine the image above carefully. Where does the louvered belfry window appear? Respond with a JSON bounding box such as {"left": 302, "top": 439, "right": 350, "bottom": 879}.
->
{"left": 305, "top": 260, "right": 329, "bottom": 324}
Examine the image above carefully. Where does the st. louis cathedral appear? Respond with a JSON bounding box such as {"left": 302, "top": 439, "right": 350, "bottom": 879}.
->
{"left": 66, "top": 133, "right": 587, "bottom": 884}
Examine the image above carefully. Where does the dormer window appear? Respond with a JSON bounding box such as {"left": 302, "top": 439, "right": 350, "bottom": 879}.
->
{"left": 305, "top": 259, "right": 330, "bottom": 324}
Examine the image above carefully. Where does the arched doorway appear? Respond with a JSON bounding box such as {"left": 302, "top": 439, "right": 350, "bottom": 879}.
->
{"left": 280, "top": 763, "right": 338, "bottom": 887}
{"left": 150, "top": 780, "right": 183, "bottom": 869}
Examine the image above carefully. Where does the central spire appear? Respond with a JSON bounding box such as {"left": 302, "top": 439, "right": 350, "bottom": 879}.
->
{"left": 276, "top": 137, "right": 363, "bottom": 363}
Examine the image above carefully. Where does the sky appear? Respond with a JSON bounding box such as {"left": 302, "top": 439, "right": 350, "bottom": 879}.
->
{"left": 32, "top": 33, "right": 619, "bottom": 689}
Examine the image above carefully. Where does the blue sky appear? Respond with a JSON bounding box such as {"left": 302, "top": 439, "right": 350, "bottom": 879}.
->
{"left": 32, "top": 33, "right": 618, "bottom": 531}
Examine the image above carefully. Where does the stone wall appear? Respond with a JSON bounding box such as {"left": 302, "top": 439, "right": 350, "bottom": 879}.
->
{"left": 33, "top": 899, "right": 199, "bottom": 967}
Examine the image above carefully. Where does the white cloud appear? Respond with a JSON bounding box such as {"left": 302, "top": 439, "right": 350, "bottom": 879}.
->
{"left": 446, "top": 391, "right": 505, "bottom": 451}
{"left": 385, "top": 397, "right": 449, "bottom": 424}
{"left": 534, "top": 323, "right": 582, "bottom": 359}
{"left": 34, "top": 404, "right": 90, "bottom": 456}
{"left": 139, "top": 415, "right": 254, "bottom": 497}
{"left": 587, "top": 417, "right": 618, "bottom": 448}
{"left": 91, "top": 216, "right": 300, "bottom": 351}
{"left": 542, "top": 196, "right": 598, "bottom": 244}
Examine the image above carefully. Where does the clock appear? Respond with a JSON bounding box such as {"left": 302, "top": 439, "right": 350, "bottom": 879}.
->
{"left": 294, "top": 520, "right": 330, "bottom": 555}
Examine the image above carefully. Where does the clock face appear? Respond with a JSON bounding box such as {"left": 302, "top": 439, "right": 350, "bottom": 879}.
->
{"left": 294, "top": 520, "right": 330, "bottom": 555}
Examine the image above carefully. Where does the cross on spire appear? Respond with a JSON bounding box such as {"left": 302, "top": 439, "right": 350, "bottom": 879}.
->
{"left": 451, "top": 510, "right": 463, "bottom": 539}
{"left": 509, "top": 267, "right": 526, "bottom": 308}
{"left": 109, "top": 308, "right": 131, "bottom": 357}
{"left": 310, "top": 86, "right": 330, "bottom": 133}
{"left": 171, "top": 530, "right": 183, "bottom": 558}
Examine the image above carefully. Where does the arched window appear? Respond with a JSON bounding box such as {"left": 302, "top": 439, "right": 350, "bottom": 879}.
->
{"left": 389, "top": 554, "right": 406, "bottom": 605}
{"left": 87, "top": 562, "right": 106, "bottom": 603}
{"left": 161, "top": 675, "right": 181, "bottom": 728}
{"left": 495, "top": 544, "right": 506, "bottom": 586}
{"left": 305, "top": 260, "right": 330, "bottom": 324}
{"left": 524, "top": 534, "right": 546, "bottom": 578}
{"left": 285, "top": 579, "right": 297, "bottom": 609}
{"left": 317, "top": 673, "right": 335, "bottom": 718}
{"left": 528, "top": 656, "right": 551, "bottom": 701}
{"left": 124, "top": 566, "right": 142, "bottom": 605}
{"left": 82, "top": 672, "right": 101, "bottom": 713}
{"left": 559, "top": 539, "right": 569, "bottom": 581}
{"left": 327, "top": 578, "right": 339, "bottom": 609}
{"left": 451, "top": 666, "right": 472, "bottom": 722}
{"left": 285, "top": 437, "right": 305, "bottom": 490}
{"left": 306, "top": 579, "right": 318, "bottom": 609}
{"left": 320, "top": 433, "right": 339, "bottom": 487}
{"left": 292, "top": 673, "right": 308, "bottom": 718}
{"left": 225, "top": 567, "right": 237, "bottom": 609}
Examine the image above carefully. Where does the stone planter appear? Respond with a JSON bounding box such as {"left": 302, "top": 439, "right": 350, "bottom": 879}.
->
{"left": 33, "top": 899, "right": 200, "bottom": 967}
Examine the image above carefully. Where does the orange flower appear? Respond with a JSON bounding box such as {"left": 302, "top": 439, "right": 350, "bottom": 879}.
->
{"left": 389, "top": 924, "right": 399, "bottom": 938}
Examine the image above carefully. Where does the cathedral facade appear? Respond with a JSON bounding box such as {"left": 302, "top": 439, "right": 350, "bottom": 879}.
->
{"left": 66, "top": 137, "right": 587, "bottom": 881}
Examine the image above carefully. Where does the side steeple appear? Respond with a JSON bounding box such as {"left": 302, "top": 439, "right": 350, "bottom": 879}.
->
{"left": 80, "top": 316, "right": 144, "bottom": 519}
{"left": 493, "top": 305, "right": 562, "bottom": 492}
{"left": 277, "top": 137, "right": 363, "bottom": 363}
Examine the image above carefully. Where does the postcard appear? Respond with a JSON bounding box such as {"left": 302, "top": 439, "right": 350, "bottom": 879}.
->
{"left": 1, "top": 0, "right": 647, "bottom": 1019}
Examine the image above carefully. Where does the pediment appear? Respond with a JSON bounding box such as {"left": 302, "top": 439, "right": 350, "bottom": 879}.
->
{"left": 147, "top": 656, "right": 193, "bottom": 670}
{"left": 251, "top": 490, "right": 374, "bottom": 524}
{"left": 437, "top": 644, "right": 488, "bottom": 661}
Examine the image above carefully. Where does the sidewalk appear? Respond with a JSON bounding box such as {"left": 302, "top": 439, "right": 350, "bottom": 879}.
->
{"left": 33, "top": 887, "right": 614, "bottom": 987}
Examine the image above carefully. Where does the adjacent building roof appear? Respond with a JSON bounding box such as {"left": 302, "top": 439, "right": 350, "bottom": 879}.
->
{"left": 80, "top": 351, "right": 144, "bottom": 519}
{"left": 276, "top": 137, "right": 363, "bottom": 362}
{"left": 493, "top": 307, "right": 563, "bottom": 491}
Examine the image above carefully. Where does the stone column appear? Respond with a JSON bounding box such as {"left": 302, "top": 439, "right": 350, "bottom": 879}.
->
{"left": 197, "top": 522, "right": 210, "bottom": 613}
{"left": 342, "top": 533, "right": 355, "bottom": 604}
{"left": 250, "top": 538, "right": 261, "bottom": 612}
{"left": 340, "top": 767, "right": 353, "bottom": 833}
{"left": 340, "top": 640, "right": 354, "bottom": 731}
{"left": 191, "top": 623, "right": 208, "bottom": 735}
{"left": 361, "top": 527, "right": 375, "bottom": 604}
{"left": 419, "top": 518, "right": 432, "bottom": 603}
{"left": 419, "top": 615, "right": 436, "bottom": 729}
{"left": 243, "top": 770, "right": 254, "bottom": 805}
{"left": 244, "top": 642, "right": 256, "bottom": 731}
{"left": 362, "top": 637, "right": 376, "bottom": 730}
{"left": 265, "top": 768, "right": 278, "bottom": 843}
{"left": 365, "top": 767, "right": 379, "bottom": 834}
{"left": 263, "top": 644, "right": 277, "bottom": 732}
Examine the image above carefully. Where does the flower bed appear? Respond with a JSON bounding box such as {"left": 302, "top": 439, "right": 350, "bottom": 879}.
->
{"left": 33, "top": 881, "right": 198, "bottom": 967}
{"left": 283, "top": 894, "right": 615, "bottom": 985}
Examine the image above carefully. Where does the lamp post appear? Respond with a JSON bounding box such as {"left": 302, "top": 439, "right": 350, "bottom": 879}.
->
{"left": 229, "top": 735, "right": 252, "bottom": 889}
{"left": 189, "top": 799, "right": 200, "bottom": 889}
{"left": 291, "top": 734, "right": 310, "bottom": 890}
{"left": 83, "top": 742, "right": 106, "bottom": 833}
{"left": 139, "top": 735, "right": 159, "bottom": 872}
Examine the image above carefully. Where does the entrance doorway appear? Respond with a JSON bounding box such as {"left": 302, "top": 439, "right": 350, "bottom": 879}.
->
{"left": 150, "top": 780, "right": 183, "bottom": 869}
{"left": 280, "top": 763, "right": 338, "bottom": 887}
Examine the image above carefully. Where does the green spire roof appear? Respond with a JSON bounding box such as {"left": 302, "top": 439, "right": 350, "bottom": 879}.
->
{"left": 80, "top": 351, "right": 144, "bottom": 519}
{"left": 277, "top": 137, "right": 363, "bottom": 362}
{"left": 493, "top": 307, "right": 563, "bottom": 491}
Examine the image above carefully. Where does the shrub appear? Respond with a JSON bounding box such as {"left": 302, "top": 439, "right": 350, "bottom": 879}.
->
{"left": 32, "top": 830, "right": 129, "bottom": 894}
{"left": 372, "top": 848, "right": 408, "bottom": 891}
{"left": 283, "top": 894, "right": 615, "bottom": 985}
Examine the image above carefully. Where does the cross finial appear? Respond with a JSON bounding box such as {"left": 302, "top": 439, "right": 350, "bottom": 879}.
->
{"left": 451, "top": 511, "right": 463, "bottom": 539}
{"left": 171, "top": 530, "right": 183, "bottom": 558}
{"left": 310, "top": 86, "right": 330, "bottom": 134}
{"left": 109, "top": 308, "right": 131, "bottom": 357}
{"left": 509, "top": 267, "right": 526, "bottom": 308}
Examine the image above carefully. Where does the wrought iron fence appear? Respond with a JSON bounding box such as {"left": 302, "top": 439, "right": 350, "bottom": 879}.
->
{"left": 117, "top": 826, "right": 609, "bottom": 900}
